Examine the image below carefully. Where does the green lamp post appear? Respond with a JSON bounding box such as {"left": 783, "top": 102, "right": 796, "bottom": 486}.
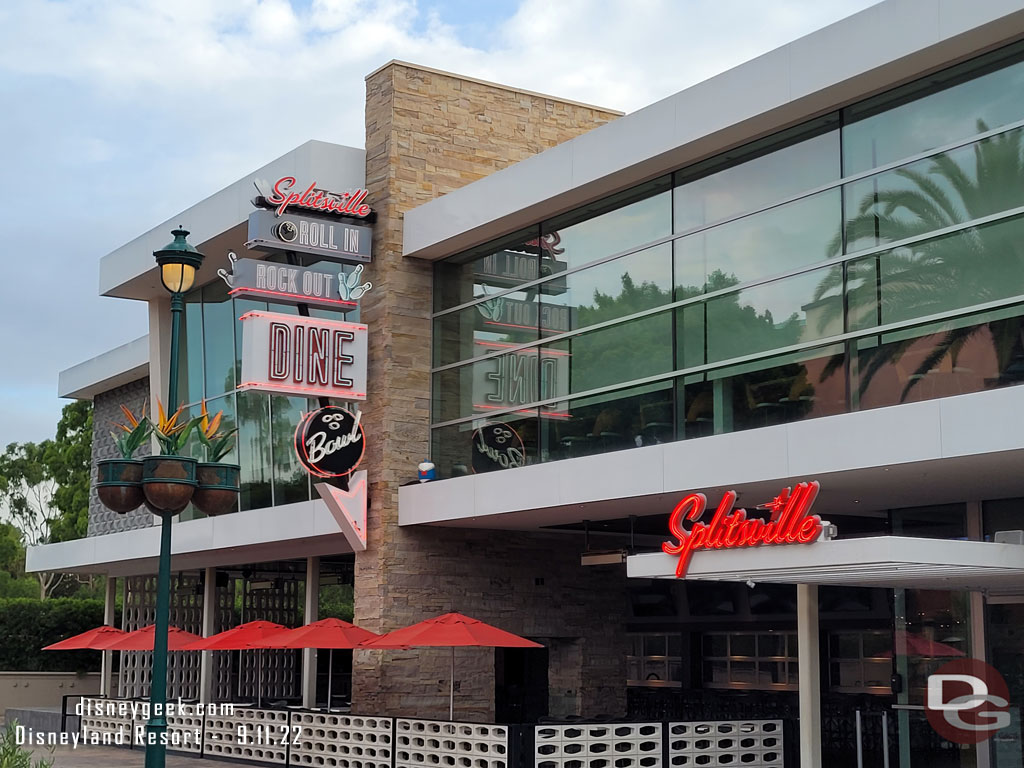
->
{"left": 144, "top": 227, "right": 204, "bottom": 768}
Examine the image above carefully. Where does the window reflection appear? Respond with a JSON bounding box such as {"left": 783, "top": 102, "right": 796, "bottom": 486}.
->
{"left": 203, "top": 280, "right": 236, "bottom": 398}
{"left": 432, "top": 287, "right": 539, "bottom": 367}
{"left": 540, "top": 382, "right": 672, "bottom": 461}
{"left": 674, "top": 190, "right": 841, "bottom": 294}
{"left": 432, "top": 228, "right": 543, "bottom": 312}
{"left": 674, "top": 127, "right": 839, "bottom": 232}
{"left": 178, "top": 291, "right": 204, "bottom": 405}
{"left": 430, "top": 412, "right": 538, "bottom": 480}
{"left": 270, "top": 395, "right": 311, "bottom": 506}
{"left": 844, "top": 127, "right": 1024, "bottom": 254}
{"left": 237, "top": 390, "right": 272, "bottom": 511}
{"left": 706, "top": 266, "right": 842, "bottom": 363}
{"left": 843, "top": 47, "right": 1024, "bottom": 174}
{"left": 542, "top": 182, "right": 671, "bottom": 271}
{"left": 854, "top": 303, "right": 1024, "bottom": 410}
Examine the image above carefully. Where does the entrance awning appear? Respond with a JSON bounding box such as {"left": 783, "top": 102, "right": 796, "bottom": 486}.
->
{"left": 627, "top": 536, "right": 1024, "bottom": 591}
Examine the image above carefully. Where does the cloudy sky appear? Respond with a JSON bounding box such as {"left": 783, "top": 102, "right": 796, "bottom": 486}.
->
{"left": 0, "top": 0, "right": 879, "bottom": 447}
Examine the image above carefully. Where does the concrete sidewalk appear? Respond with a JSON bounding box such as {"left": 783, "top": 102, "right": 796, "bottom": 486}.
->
{"left": 31, "top": 745, "right": 247, "bottom": 767}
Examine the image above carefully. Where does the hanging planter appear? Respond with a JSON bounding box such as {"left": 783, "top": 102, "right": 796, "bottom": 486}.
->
{"left": 192, "top": 462, "right": 241, "bottom": 516}
{"left": 141, "top": 455, "right": 198, "bottom": 515}
{"left": 192, "top": 400, "right": 240, "bottom": 516}
{"left": 142, "top": 401, "right": 199, "bottom": 516}
{"left": 96, "top": 458, "right": 144, "bottom": 513}
{"left": 96, "top": 403, "right": 151, "bottom": 514}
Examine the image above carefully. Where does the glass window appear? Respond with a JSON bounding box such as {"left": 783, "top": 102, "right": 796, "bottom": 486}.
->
{"left": 843, "top": 48, "right": 1024, "bottom": 174}
{"left": 844, "top": 127, "right": 1024, "bottom": 254}
{"left": 432, "top": 347, "right": 559, "bottom": 424}
{"left": 433, "top": 287, "right": 539, "bottom": 368}
{"left": 544, "top": 311, "right": 673, "bottom": 396}
{"left": 430, "top": 412, "right": 538, "bottom": 480}
{"left": 702, "top": 343, "right": 847, "bottom": 434}
{"left": 542, "top": 243, "right": 672, "bottom": 334}
{"left": 706, "top": 266, "right": 843, "bottom": 363}
{"left": 270, "top": 395, "right": 311, "bottom": 506}
{"left": 678, "top": 374, "right": 715, "bottom": 440}
{"left": 542, "top": 181, "right": 671, "bottom": 272}
{"left": 676, "top": 302, "right": 706, "bottom": 371}
{"left": 847, "top": 213, "right": 1024, "bottom": 331}
{"left": 433, "top": 228, "right": 542, "bottom": 312}
{"left": 237, "top": 390, "right": 272, "bottom": 511}
{"left": 540, "top": 381, "right": 672, "bottom": 461}
{"left": 674, "top": 126, "right": 839, "bottom": 232}
{"left": 178, "top": 289, "right": 204, "bottom": 405}
{"left": 203, "top": 280, "right": 236, "bottom": 398}
{"left": 674, "top": 189, "right": 841, "bottom": 295}
{"left": 854, "top": 303, "right": 1024, "bottom": 411}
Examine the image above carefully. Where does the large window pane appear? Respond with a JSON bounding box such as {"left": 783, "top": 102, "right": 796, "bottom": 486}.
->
{"left": 432, "top": 347, "right": 563, "bottom": 423}
{"left": 542, "top": 243, "right": 672, "bottom": 333}
{"left": 674, "top": 127, "right": 839, "bottom": 232}
{"left": 854, "top": 303, "right": 1024, "bottom": 410}
{"left": 702, "top": 343, "right": 847, "bottom": 434}
{"left": 542, "top": 181, "right": 671, "bottom": 271}
{"left": 237, "top": 390, "right": 272, "bottom": 511}
{"left": 847, "top": 213, "right": 1024, "bottom": 330}
{"left": 540, "top": 381, "right": 672, "bottom": 461}
{"left": 430, "top": 412, "right": 538, "bottom": 479}
{"left": 843, "top": 48, "right": 1024, "bottom": 174}
{"left": 270, "top": 395, "right": 311, "bottom": 506}
{"left": 433, "top": 287, "right": 539, "bottom": 367}
{"left": 844, "top": 127, "right": 1024, "bottom": 254}
{"left": 706, "top": 266, "right": 843, "bottom": 363}
{"left": 674, "top": 189, "right": 841, "bottom": 295}
{"left": 203, "top": 280, "right": 236, "bottom": 398}
{"left": 178, "top": 289, "right": 204, "bottom": 406}
{"left": 545, "top": 312, "right": 674, "bottom": 396}
{"left": 433, "top": 228, "right": 542, "bottom": 312}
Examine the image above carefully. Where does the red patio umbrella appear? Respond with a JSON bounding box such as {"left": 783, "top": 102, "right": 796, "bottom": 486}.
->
{"left": 360, "top": 612, "right": 542, "bottom": 719}
{"left": 883, "top": 631, "right": 966, "bottom": 658}
{"left": 250, "top": 618, "right": 380, "bottom": 710}
{"left": 183, "top": 621, "right": 290, "bottom": 707}
{"left": 102, "top": 625, "right": 204, "bottom": 652}
{"left": 43, "top": 625, "right": 126, "bottom": 651}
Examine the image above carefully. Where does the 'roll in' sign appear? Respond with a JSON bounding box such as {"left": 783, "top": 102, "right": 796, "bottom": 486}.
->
{"left": 238, "top": 311, "right": 368, "bottom": 401}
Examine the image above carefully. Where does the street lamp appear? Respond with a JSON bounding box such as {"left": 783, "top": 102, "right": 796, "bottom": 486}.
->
{"left": 144, "top": 227, "right": 204, "bottom": 768}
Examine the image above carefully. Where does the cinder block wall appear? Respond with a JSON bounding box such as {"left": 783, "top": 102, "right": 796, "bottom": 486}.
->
{"left": 354, "top": 62, "right": 627, "bottom": 721}
{"left": 88, "top": 377, "right": 153, "bottom": 537}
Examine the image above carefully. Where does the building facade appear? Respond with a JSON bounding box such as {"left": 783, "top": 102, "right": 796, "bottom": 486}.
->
{"left": 28, "top": 2, "right": 1024, "bottom": 768}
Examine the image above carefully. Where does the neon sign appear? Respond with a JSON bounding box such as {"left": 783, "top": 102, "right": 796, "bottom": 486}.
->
{"left": 663, "top": 481, "right": 823, "bottom": 578}
{"left": 254, "top": 176, "right": 372, "bottom": 219}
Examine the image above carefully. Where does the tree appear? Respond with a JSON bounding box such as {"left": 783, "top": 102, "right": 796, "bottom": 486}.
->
{"left": 43, "top": 401, "right": 92, "bottom": 543}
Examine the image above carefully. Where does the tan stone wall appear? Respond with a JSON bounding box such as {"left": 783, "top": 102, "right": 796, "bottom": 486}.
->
{"left": 354, "top": 62, "right": 626, "bottom": 721}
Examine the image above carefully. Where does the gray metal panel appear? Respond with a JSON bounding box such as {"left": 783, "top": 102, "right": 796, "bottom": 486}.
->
{"left": 402, "top": 0, "right": 1024, "bottom": 261}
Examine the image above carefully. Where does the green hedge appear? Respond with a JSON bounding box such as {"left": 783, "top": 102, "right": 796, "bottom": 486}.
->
{"left": 0, "top": 599, "right": 105, "bottom": 672}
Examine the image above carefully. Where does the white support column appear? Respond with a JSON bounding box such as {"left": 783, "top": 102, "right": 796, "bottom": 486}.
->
{"left": 100, "top": 576, "right": 117, "bottom": 697}
{"left": 199, "top": 567, "right": 217, "bottom": 704}
{"left": 797, "top": 583, "right": 821, "bottom": 768}
{"left": 302, "top": 556, "right": 320, "bottom": 708}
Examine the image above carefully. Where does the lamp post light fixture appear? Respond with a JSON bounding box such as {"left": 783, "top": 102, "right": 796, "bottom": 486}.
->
{"left": 144, "top": 227, "right": 204, "bottom": 768}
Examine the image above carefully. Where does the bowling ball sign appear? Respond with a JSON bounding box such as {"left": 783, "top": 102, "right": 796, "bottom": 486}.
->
{"left": 294, "top": 406, "right": 365, "bottom": 478}
{"left": 471, "top": 422, "right": 525, "bottom": 473}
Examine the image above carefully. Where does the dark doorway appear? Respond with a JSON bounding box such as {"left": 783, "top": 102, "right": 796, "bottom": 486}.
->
{"left": 495, "top": 646, "right": 549, "bottom": 723}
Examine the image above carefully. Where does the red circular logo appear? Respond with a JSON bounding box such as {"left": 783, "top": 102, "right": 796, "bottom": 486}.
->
{"left": 925, "top": 658, "right": 1011, "bottom": 744}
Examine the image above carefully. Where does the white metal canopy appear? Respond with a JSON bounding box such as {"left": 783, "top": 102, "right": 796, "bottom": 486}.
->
{"left": 627, "top": 536, "right": 1024, "bottom": 591}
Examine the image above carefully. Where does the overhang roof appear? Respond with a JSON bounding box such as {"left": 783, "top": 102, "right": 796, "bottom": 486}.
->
{"left": 627, "top": 536, "right": 1024, "bottom": 592}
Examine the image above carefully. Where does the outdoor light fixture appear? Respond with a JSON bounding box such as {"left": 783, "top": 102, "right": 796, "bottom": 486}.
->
{"left": 154, "top": 227, "right": 205, "bottom": 294}
{"left": 580, "top": 550, "right": 628, "bottom": 566}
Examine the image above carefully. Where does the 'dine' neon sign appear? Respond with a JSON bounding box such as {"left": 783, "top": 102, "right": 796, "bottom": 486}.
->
{"left": 663, "top": 481, "right": 823, "bottom": 578}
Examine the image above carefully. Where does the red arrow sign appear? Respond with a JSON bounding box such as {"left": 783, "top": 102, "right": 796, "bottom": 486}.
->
{"left": 315, "top": 470, "right": 367, "bottom": 551}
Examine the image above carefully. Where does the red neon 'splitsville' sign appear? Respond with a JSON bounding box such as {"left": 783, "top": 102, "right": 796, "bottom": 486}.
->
{"left": 663, "top": 481, "right": 823, "bottom": 578}
{"left": 265, "top": 177, "right": 371, "bottom": 219}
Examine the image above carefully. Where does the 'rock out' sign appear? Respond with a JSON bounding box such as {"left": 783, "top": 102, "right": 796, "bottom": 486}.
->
{"left": 663, "top": 481, "right": 824, "bottom": 578}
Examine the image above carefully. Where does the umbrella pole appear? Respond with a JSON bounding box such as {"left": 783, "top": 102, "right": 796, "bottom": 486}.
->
{"left": 449, "top": 647, "right": 455, "bottom": 721}
{"left": 327, "top": 649, "right": 333, "bottom": 712}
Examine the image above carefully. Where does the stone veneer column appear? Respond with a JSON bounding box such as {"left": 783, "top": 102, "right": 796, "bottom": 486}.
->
{"left": 354, "top": 62, "right": 628, "bottom": 721}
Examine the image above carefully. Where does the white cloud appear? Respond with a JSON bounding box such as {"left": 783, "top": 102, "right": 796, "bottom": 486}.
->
{"left": 0, "top": 0, "right": 878, "bottom": 445}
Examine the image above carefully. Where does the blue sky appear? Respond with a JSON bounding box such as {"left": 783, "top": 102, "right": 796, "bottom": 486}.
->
{"left": 0, "top": 0, "right": 879, "bottom": 448}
